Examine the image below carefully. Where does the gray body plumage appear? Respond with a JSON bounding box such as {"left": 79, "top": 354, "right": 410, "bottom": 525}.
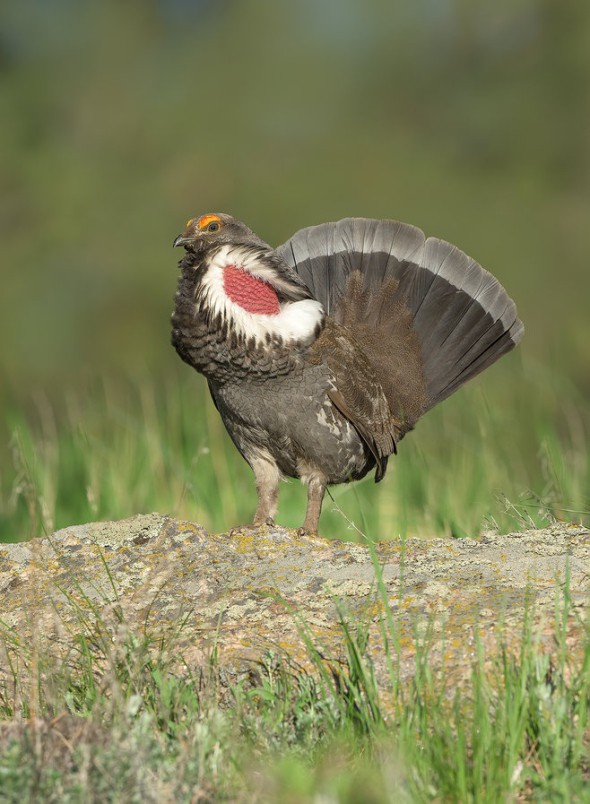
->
{"left": 172, "top": 263, "right": 380, "bottom": 484}
{"left": 171, "top": 213, "right": 523, "bottom": 534}
{"left": 208, "top": 349, "right": 369, "bottom": 485}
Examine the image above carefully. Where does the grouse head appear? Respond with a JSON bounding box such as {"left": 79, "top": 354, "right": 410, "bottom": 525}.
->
{"left": 173, "top": 213, "right": 325, "bottom": 348}
{"left": 173, "top": 213, "right": 267, "bottom": 253}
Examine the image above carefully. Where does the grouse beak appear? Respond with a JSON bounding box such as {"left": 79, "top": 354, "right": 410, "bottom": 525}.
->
{"left": 174, "top": 217, "right": 202, "bottom": 249}
{"left": 173, "top": 234, "right": 191, "bottom": 248}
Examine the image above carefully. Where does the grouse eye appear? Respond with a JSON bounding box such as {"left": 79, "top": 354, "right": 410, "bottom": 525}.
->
{"left": 196, "top": 214, "right": 224, "bottom": 233}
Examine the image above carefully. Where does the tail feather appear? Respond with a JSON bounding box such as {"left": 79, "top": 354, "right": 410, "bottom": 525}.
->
{"left": 277, "top": 218, "right": 523, "bottom": 431}
{"left": 429, "top": 323, "right": 518, "bottom": 407}
{"left": 284, "top": 219, "right": 425, "bottom": 315}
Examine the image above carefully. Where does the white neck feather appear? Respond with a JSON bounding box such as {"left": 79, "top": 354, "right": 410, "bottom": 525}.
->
{"left": 198, "top": 244, "right": 324, "bottom": 346}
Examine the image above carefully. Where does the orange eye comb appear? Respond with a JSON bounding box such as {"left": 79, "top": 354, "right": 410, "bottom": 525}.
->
{"left": 197, "top": 214, "right": 222, "bottom": 230}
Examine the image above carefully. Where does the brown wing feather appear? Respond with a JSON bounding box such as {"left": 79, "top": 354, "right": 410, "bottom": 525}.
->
{"left": 312, "top": 320, "right": 399, "bottom": 482}
{"left": 334, "top": 272, "right": 427, "bottom": 435}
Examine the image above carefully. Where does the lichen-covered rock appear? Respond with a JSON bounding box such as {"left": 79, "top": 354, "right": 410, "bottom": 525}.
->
{"left": 1, "top": 516, "right": 588, "bottom": 700}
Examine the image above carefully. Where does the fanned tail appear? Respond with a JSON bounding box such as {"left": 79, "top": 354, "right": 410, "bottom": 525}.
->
{"left": 277, "top": 218, "right": 523, "bottom": 435}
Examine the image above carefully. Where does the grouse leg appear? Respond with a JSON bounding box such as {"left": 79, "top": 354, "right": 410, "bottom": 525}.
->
{"left": 299, "top": 472, "right": 327, "bottom": 535}
{"left": 251, "top": 453, "right": 280, "bottom": 526}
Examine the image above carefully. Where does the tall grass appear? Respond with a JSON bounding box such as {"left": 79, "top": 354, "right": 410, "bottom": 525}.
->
{"left": 1, "top": 358, "right": 588, "bottom": 543}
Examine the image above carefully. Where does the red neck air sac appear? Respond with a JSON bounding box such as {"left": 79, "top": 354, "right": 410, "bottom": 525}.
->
{"left": 222, "top": 265, "right": 280, "bottom": 315}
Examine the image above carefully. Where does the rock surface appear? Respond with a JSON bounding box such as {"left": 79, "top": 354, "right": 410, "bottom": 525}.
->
{"left": 1, "top": 516, "right": 589, "bottom": 699}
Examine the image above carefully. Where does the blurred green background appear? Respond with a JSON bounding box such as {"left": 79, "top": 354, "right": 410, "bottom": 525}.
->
{"left": 1, "top": 0, "right": 589, "bottom": 540}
